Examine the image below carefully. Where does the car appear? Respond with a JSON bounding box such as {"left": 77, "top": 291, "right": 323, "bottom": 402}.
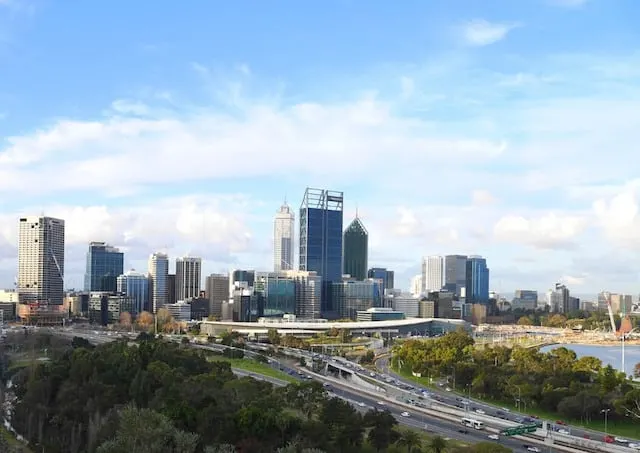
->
{"left": 555, "top": 420, "right": 567, "bottom": 425}
{"left": 628, "top": 443, "right": 640, "bottom": 450}
{"left": 488, "top": 434, "right": 499, "bottom": 440}
{"left": 357, "top": 402, "right": 366, "bottom": 407}
{"left": 445, "top": 387, "right": 452, "bottom": 392}
{"left": 524, "top": 446, "right": 541, "bottom": 453}
{"left": 604, "top": 435, "right": 615, "bottom": 443}
{"left": 377, "top": 401, "right": 386, "bottom": 406}
{"left": 400, "top": 412, "right": 410, "bottom": 417}
{"left": 615, "top": 437, "right": 630, "bottom": 444}
{"left": 558, "top": 429, "right": 570, "bottom": 435}
{"left": 475, "top": 409, "right": 486, "bottom": 415}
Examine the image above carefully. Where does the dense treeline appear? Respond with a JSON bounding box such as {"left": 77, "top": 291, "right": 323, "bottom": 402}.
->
{"left": 393, "top": 330, "right": 640, "bottom": 423}
{"left": 8, "top": 335, "right": 506, "bottom": 453}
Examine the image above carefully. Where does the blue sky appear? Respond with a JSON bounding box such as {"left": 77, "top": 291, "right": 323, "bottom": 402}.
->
{"left": 1, "top": 0, "right": 640, "bottom": 297}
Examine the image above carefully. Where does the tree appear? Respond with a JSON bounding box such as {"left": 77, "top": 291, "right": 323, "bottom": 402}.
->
{"left": 428, "top": 435, "right": 447, "bottom": 453}
{"left": 517, "top": 316, "right": 533, "bottom": 326}
{"left": 634, "top": 362, "right": 640, "bottom": 379}
{"left": 204, "top": 445, "right": 237, "bottom": 453}
{"left": 364, "top": 410, "right": 399, "bottom": 451}
{"left": 395, "top": 429, "right": 421, "bottom": 453}
{"left": 156, "top": 308, "right": 174, "bottom": 331}
{"left": 268, "top": 328, "right": 281, "bottom": 345}
{"left": 136, "top": 311, "right": 154, "bottom": 331}
{"left": 96, "top": 405, "right": 199, "bottom": 453}
{"left": 119, "top": 311, "right": 132, "bottom": 328}
{"left": 361, "top": 350, "right": 375, "bottom": 364}
{"left": 615, "top": 388, "right": 640, "bottom": 420}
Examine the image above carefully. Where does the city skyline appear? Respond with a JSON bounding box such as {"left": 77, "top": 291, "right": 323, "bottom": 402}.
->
{"left": 2, "top": 1, "right": 640, "bottom": 293}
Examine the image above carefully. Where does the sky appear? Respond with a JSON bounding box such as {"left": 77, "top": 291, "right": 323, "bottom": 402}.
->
{"left": 1, "top": 0, "right": 640, "bottom": 297}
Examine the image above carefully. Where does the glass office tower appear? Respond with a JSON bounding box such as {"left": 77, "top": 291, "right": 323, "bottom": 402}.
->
{"left": 343, "top": 216, "right": 368, "bottom": 281}
{"left": 299, "top": 188, "right": 343, "bottom": 315}
{"left": 465, "top": 255, "right": 490, "bottom": 303}
{"left": 84, "top": 242, "right": 124, "bottom": 293}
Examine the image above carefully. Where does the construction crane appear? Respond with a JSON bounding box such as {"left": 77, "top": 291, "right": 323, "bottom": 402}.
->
{"left": 606, "top": 300, "right": 618, "bottom": 336}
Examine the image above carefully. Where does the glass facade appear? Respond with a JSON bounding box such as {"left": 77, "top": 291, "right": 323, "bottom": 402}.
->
{"left": 367, "top": 268, "right": 395, "bottom": 294}
{"left": 255, "top": 273, "right": 296, "bottom": 317}
{"left": 84, "top": 242, "right": 124, "bottom": 293}
{"left": 117, "top": 271, "right": 149, "bottom": 314}
{"left": 465, "top": 256, "right": 490, "bottom": 303}
{"left": 343, "top": 217, "right": 368, "bottom": 281}
{"left": 331, "top": 279, "right": 383, "bottom": 320}
{"left": 299, "top": 188, "right": 344, "bottom": 315}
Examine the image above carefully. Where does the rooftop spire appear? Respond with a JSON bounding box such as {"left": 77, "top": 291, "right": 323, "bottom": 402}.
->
{"left": 355, "top": 203, "right": 359, "bottom": 218}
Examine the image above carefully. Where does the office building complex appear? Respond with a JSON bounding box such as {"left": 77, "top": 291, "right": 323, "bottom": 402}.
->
{"left": 512, "top": 290, "right": 538, "bottom": 311}
{"left": 465, "top": 255, "right": 490, "bottom": 303}
{"left": 285, "top": 270, "right": 322, "bottom": 319}
{"left": 117, "top": 270, "right": 150, "bottom": 314}
{"left": 331, "top": 278, "right": 383, "bottom": 320}
{"left": 254, "top": 272, "right": 296, "bottom": 317}
{"left": 175, "top": 256, "right": 202, "bottom": 301}
{"left": 342, "top": 215, "right": 368, "bottom": 281}
{"left": 367, "top": 267, "right": 395, "bottom": 294}
{"left": 444, "top": 255, "right": 467, "bottom": 298}
{"left": 205, "top": 273, "right": 229, "bottom": 318}
{"left": 422, "top": 256, "right": 444, "bottom": 293}
{"left": 550, "top": 283, "right": 570, "bottom": 313}
{"left": 88, "top": 292, "right": 133, "bottom": 326}
{"left": 148, "top": 252, "right": 169, "bottom": 313}
{"left": 84, "top": 242, "right": 124, "bottom": 293}
{"left": 299, "top": 188, "right": 344, "bottom": 315}
{"left": 274, "top": 202, "right": 295, "bottom": 271}
{"left": 17, "top": 216, "right": 65, "bottom": 307}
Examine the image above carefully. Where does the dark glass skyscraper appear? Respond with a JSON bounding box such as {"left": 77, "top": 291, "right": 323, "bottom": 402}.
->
{"left": 84, "top": 242, "right": 124, "bottom": 293}
{"left": 465, "top": 256, "right": 490, "bottom": 303}
{"left": 367, "top": 267, "right": 395, "bottom": 294}
{"left": 299, "top": 188, "right": 343, "bottom": 314}
{"left": 343, "top": 216, "right": 368, "bottom": 281}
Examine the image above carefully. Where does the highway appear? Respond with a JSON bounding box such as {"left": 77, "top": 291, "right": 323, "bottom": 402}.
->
{"left": 40, "top": 328, "right": 564, "bottom": 452}
{"left": 374, "top": 355, "right": 635, "bottom": 445}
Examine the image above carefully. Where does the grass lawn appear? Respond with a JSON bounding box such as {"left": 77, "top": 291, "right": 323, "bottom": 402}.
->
{"left": 392, "top": 365, "right": 640, "bottom": 439}
{"left": 208, "top": 356, "right": 298, "bottom": 384}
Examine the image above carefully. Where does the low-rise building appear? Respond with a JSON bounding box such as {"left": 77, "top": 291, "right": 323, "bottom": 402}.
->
{"left": 356, "top": 307, "right": 405, "bottom": 322}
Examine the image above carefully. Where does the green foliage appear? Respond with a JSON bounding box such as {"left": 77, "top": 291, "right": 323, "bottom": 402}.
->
{"left": 361, "top": 350, "right": 376, "bottom": 364}
{"left": 222, "top": 347, "right": 244, "bottom": 359}
{"left": 394, "top": 331, "right": 633, "bottom": 423}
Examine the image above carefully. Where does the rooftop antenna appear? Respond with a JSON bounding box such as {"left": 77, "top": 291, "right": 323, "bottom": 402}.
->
{"left": 355, "top": 203, "right": 359, "bottom": 218}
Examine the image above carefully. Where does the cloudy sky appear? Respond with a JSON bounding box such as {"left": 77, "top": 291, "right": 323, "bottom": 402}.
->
{"left": 1, "top": 0, "right": 639, "bottom": 296}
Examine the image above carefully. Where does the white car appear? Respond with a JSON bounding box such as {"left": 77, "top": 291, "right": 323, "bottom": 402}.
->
{"left": 445, "top": 387, "right": 452, "bottom": 392}
{"left": 475, "top": 409, "right": 486, "bottom": 415}
{"left": 557, "top": 429, "right": 570, "bottom": 435}
{"left": 357, "top": 402, "right": 366, "bottom": 407}
{"left": 526, "top": 447, "right": 541, "bottom": 453}
{"left": 377, "top": 401, "right": 386, "bottom": 406}
{"left": 400, "top": 412, "right": 410, "bottom": 417}
{"left": 487, "top": 434, "right": 499, "bottom": 440}
{"left": 615, "top": 437, "right": 629, "bottom": 443}
{"left": 628, "top": 443, "right": 640, "bottom": 450}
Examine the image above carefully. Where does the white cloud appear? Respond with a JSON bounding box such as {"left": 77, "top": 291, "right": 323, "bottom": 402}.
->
{"left": 493, "top": 213, "right": 588, "bottom": 249}
{"left": 593, "top": 181, "right": 640, "bottom": 248}
{"left": 471, "top": 189, "right": 497, "bottom": 206}
{"left": 461, "top": 19, "right": 519, "bottom": 47}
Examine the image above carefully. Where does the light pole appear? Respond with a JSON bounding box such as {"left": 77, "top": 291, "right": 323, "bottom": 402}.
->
{"left": 601, "top": 408, "right": 610, "bottom": 435}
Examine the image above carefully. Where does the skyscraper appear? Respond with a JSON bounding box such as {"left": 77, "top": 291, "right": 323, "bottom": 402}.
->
{"left": 421, "top": 256, "right": 444, "bottom": 293}
{"left": 148, "top": 252, "right": 169, "bottom": 313}
{"left": 342, "top": 215, "right": 368, "bottom": 281}
{"left": 367, "top": 267, "right": 394, "bottom": 294}
{"left": 17, "top": 216, "right": 65, "bottom": 306}
{"left": 465, "top": 255, "right": 490, "bottom": 303}
{"left": 205, "top": 273, "right": 229, "bottom": 318}
{"left": 117, "top": 270, "right": 149, "bottom": 314}
{"left": 444, "top": 255, "right": 467, "bottom": 298}
{"left": 84, "top": 242, "right": 124, "bottom": 292}
{"left": 175, "top": 256, "right": 201, "bottom": 301}
{"left": 274, "top": 201, "right": 295, "bottom": 271}
{"left": 299, "top": 188, "right": 343, "bottom": 314}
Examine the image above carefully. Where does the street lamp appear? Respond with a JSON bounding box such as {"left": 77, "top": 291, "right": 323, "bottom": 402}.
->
{"left": 601, "top": 408, "right": 611, "bottom": 434}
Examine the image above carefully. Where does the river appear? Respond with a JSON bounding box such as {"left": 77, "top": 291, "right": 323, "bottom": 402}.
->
{"left": 540, "top": 343, "right": 640, "bottom": 378}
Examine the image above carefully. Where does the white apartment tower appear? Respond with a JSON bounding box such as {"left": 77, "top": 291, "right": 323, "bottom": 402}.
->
{"left": 17, "top": 216, "right": 65, "bottom": 305}
{"left": 148, "top": 252, "right": 169, "bottom": 313}
{"left": 274, "top": 201, "right": 295, "bottom": 271}
{"left": 175, "top": 256, "right": 202, "bottom": 301}
{"left": 421, "top": 255, "right": 444, "bottom": 294}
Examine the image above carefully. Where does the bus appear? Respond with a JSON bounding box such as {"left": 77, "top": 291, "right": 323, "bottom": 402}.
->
{"left": 461, "top": 418, "right": 484, "bottom": 430}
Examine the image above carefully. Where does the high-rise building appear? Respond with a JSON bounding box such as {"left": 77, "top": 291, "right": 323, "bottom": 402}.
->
{"left": 512, "top": 290, "right": 538, "bottom": 311}
{"left": 331, "top": 278, "right": 383, "bottom": 320}
{"left": 444, "top": 255, "right": 467, "bottom": 298}
{"left": 205, "top": 273, "right": 229, "bottom": 318}
{"left": 421, "top": 256, "right": 444, "bottom": 293}
{"left": 117, "top": 270, "right": 150, "bottom": 314}
{"left": 342, "top": 215, "right": 368, "bottom": 281}
{"left": 254, "top": 272, "right": 296, "bottom": 317}
{"left": 148, "top": 252, "right": 169, "bottom": 313}
{"left": 175, "top": 256, "right": 202, "bottom": 301}
{"left": 18, "top": 216, "right": 65, "bottom": 306}
{"left": 367, "top": 267, "right": 395, "bottom": 294}
{"left": 465, "top": 256, "right": 490, "bottom": 303}
{"left": 274, "top": 202, "right": 295, "bottom": 271}
{"left": 299, "top": 188, "right": 343, "bottom": 315}
{"left": 284, "top": 270, "right": 322, "bottom": 319}
{"left": 84, "top": 242, "right": 124, "bottom": 293}
{"left": 410, "top": 274, "right": 422, "bottom": 297}
{"left": 550, "top": 283, "right": 570, "bottom": 313}
{"left": 167, "top": 274, "right": 176, "bottom": 305}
